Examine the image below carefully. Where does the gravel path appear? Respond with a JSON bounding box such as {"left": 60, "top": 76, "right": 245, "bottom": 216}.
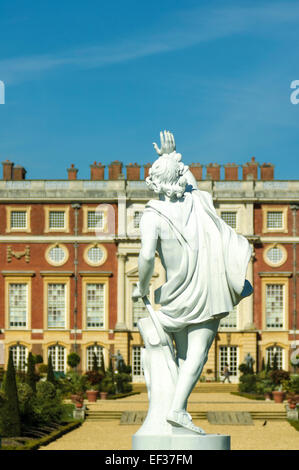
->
{"left": 39, "top": 392, "right": 299, "bottom": 451}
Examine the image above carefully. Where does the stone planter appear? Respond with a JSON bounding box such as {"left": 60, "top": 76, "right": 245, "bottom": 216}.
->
{"left": 100, "top": 391, "right": 108, "bottom": 400}
{"left": 86, "top": 390, "right": 98, "bottom": 402}
{"left": 272, "top": 391, "right": 285, "bottom": 403}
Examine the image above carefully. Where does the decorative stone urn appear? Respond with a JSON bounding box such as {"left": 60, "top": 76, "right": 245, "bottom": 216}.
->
{"left": 100, "top": 391, "right": 108, "bottom": 400}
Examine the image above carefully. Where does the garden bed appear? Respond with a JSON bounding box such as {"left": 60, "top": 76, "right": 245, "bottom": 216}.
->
{"left": 231, "top": 391, "right": 266, "bottom": 401}
{"left": 1, "top": 420, "right": 82, "bottom": 450}
{"left": 106, "top": 391, "right": 140, "bottom": 400}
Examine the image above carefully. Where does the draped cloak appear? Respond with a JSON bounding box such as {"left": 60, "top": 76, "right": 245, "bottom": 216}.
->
{"left": 144, "top": 189, "right": 253, "bottom": 332}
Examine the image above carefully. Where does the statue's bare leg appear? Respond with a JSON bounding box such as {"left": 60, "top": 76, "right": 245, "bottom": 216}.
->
{"left": 166, "top": 318, "right": 220, "bottom": 433}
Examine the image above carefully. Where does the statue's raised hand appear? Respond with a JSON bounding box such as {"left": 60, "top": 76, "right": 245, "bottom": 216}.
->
{"left": 153, "top": 130, "right": 176, "bottom": 156}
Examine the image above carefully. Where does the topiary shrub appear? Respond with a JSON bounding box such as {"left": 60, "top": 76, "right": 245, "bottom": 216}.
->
{"left": 26, "top": 352, "right": 38, "bottom": 393}
{"left": 47, "top": 355, "right": 56, "bottom": 385}
{"left": 1, "top": 351, "right": 21, "bottom": 437}
{"left": 32, "top": 381, "right": 63, "bottom": 425}
{"left": 67, "top": 352, "right": 81, "bottom": 370}
{"left": 239, "top": 373, "right": 257, "bottom": 393}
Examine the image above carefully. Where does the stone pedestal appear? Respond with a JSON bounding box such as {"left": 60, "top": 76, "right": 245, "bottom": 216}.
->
{"left": 133, "top": 429, "right": 230, "bottom": 450}
{"left": 133, "top": 315, "right": 231, "bottom": 450}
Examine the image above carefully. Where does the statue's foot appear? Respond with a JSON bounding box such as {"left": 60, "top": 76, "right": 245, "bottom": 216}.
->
{"left": 166, "top": 410, "right": 206, "bottom": 435}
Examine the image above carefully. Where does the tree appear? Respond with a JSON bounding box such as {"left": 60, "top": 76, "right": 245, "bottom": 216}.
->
{"left": 92, "top": 353, "right": 99, "bottom": 372}
{"left": 2, "top": 350, "right": 21, "bottom": 437}
{"left": 47, "top": 355, "right": 56, "bottom": 385}
{"left": 99, "top": 349, "right": 105, "bottom": 375}
{"left": 26, "top": 352, "right": 37, "bottom": 393}
{"left": 67, "top": 352, "right": 81, "bottom": 370}
{"left": 261, "top": 358, "right": 265, "bottom": 371}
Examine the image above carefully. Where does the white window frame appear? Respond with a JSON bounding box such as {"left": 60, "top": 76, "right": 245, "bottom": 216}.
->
{"left": 86, "top": 345, "right": 104, "bottom": 371}
{"left": 47, "top": 283, "right": 67, "bottom": 329}
{"left": 85, "top": 283, "right": 105, "bottom": 329}
{"left": 48, "top": 345, "right": 66, "bottom": 373}
{"left": 10, "top": 344, "right": 28, "bottom": 372}
{"left": 132, "top": 345, "right": 144, "bottom": 382}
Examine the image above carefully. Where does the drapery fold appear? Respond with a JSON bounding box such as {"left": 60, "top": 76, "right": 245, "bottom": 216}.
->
{"left": 145, "top": 190, "right": 252, "bottom": 332}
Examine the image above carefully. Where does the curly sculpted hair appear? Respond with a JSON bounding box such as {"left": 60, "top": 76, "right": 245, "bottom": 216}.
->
{"left": 145, "top": 153, "right": 187, "bottom": 199}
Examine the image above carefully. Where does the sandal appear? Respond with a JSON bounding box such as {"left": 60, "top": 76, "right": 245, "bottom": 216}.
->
{"left": 166, "top": 410, "right": 206, "bottom": 435}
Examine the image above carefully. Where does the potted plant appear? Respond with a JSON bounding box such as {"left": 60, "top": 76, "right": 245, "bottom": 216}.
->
{"left": 206, "top": 369, "right": 213, "bottom": 382}
{"left": 85, "top": 370, "right": 104, "bottom": 402}
{"left": 269, "top": 369, "right": 290, "bottom": 403}
{"left": 67, "top": 352, "right": 81, "bottom": 370}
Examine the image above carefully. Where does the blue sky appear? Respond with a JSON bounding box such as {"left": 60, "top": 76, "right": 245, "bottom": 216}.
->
{"left": 0, "top": 0, "right": 299, "bottom": 180}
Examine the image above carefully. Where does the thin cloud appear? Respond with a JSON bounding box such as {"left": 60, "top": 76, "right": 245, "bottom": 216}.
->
{"left": 1, "top": 2, "right": 299, "bottom": 84}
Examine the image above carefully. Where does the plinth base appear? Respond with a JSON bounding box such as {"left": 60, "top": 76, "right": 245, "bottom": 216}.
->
{"left": 132, "top": 428, "right": 230, "bottom": 450}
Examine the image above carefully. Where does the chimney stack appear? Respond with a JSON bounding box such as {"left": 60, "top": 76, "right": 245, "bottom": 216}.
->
{"left": 189, "top": 163, "right": 203, "bottom": 181}
{"left": 108, "top": 160, "right": 123, "bottom": 180}
{"left": 2, "top": 160, "right": 14, "bottom": 180}
{"left": 242, "top": 157, "right": 258, "bottom": 180}
{"left": 12, "top": 165, "right": 26, "bottom": 180}
{"left": 90, "top": 162, "right": 105, "bottom": 180}
{"left": 224, "top": 163, "right": 239, "bottom": 180}
{"left": 67, "top": 164, "right": 78, "bottom": 180}
{"left": 260, "top": 163, "right": 274, "bottom": 180}
{"left": 143, "top": 163, "right": 151, "bottom": 179}
{"left": 206, "top": 163, "right": 221, "bottom": 181}
{"left": 126, "top": 163, "right": 140, "bottom": 180}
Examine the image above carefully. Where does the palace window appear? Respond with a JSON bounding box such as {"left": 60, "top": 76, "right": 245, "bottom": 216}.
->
{"left": 86, "top": 283, "right": 105, "bottom": 328}
{"left": 86, "top": 345, "right": 104, "bottom": 371}
{"left": 267, "top": 211, "right": 283, "bottom": 229}
{"left": 10, "top": 344, "right": 28, "bottom": 372}
{"left": 48, "top": 345, "right": 66, "bottom": 372}
{"left": 10, "top": 210, "right": 27, "bottom": 229}
{"left": 133, "top": 211, "right": 143, "bottom": 229}
{"left": 132, "top": 346, "right": 144, "bottom": 380}
{"left": 221, "top": 211, "right": 237, "bottom": 229}
{"left": 8, "top": 283, "right": 28, "bottom": 328}
{"left": 132, "top": 283, "right": 148, "bottom": 328}
{"left": 49, "top": 211, "right": 65, "bottom": 229}
{"left": 220, "top": 306, "right": 237, "bottom": 329}
{"left": 47, "top": 283, "right": 66, "bottom": 328}
{"left": 87, "top": 246, "right": 104, "bottom": 264}
{"left": 265, "top": 284, "right": 284, "bottom": 329}
{"left": 219, "top": 346, "right": 238, "bottom": 377}
{"left": 46, "top": 244, "right": 68, "bottom": 266}
{"left": 266, "top": 346, "right": 284, "bottom": 370}
{"left": 87, "top": 210, "right": 104, "bottom": 230}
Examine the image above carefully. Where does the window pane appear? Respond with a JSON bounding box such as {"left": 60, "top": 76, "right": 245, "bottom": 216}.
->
{"left": 10, "top": 345, "right": 27, "bottom": 371}
{"left": 9, "top": 283, "right": 27, "bottom": 327}
{"left": 49, "top": 211, "right": 65, "bottom": 228}
{"left": 48, "top": 283, "right": 66, "bottom": 328}
{"left": 48, "top": 345, "right": 66, "bottom": 372}
{"left": 133, "top": 211, "right": 143, "bottom": 229}
{"left": 87, "top": 211, "right": 104, "bottom": 229}
{"left": 11, "top": 211, "right": 27, "bottom": 228}
{"left": 86, "top": 345, "right": 103, "bottom": 370}
{"left": 267, "top": 211, "right": 283, "bottom": 229}
{"left": 220, "top": 306, "right": 237, "bottom": 329}
{"left": 221, "top": 211, "right": 236, "bottom": 229}
{"left": 266, "top": 247, "right": 283, "bottom": 264}
{"left": 132, "top": 346, "right": 144, "bottom": 378}
{"left": 86, "top": 284, "right": 105, "bottom": 328}
{"left": 48, "top": 246, "right": 66, "bottom": 263}
{"left": 266, "top": 346, "right": 283, "bottom": 369}
{"left": 132, "top": 283, "right": 148, "bottom": 327}
{"left": 266, "top": 284, "right": 284, "bottom": 328}
{"left": 87, "top": 246, "right": 104, "bottom": 264}
{"left": 219, "top": 346, "right": 238, "bottom": 377}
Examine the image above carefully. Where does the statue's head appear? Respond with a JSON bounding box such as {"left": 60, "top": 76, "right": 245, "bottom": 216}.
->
{"left": 146, "top": 151, "right": 187, "bottom": 200}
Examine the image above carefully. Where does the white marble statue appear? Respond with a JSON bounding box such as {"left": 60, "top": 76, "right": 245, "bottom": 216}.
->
{"left": 132, "top": 131, "right": 253, "bottom": 448}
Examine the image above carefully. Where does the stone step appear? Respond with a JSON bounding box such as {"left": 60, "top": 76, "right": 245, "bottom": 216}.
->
{"left": 85, "top": 410, "right": 286, "bottom": 422}
{"left": 132, "top": 383, "right": 239, "bottom": 393}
